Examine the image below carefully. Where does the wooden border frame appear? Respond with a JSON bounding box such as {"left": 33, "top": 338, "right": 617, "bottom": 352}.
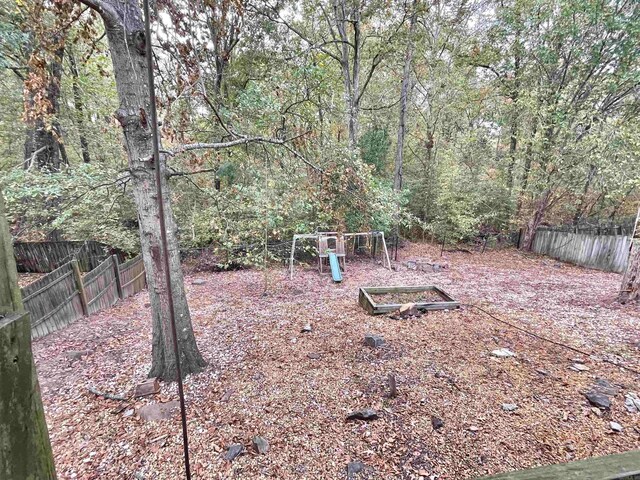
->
{"left": 479, "top": 449, "right": 640, "bottom": 479}
{"left": 358, "top": 285, "right": 459, "bottom": 315}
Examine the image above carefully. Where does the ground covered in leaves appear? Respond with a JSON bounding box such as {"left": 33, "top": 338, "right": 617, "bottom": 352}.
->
{"left": 32, "top": 243, "right": 640, "bottom": 479}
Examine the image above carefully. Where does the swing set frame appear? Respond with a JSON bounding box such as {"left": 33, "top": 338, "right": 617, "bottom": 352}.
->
{"left": 289, "top": 231, "right": 392, "bottom": 279}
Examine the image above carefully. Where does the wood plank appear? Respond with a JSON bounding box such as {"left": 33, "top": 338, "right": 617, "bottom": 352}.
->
{"left": 359, "top": 285, "right": 460, "bottom": 315}
{"left": 532, "top": 230, "right": 630, "bottom": 273}
{"left": 480, "top": 449, "right": 640, "bottom": 479}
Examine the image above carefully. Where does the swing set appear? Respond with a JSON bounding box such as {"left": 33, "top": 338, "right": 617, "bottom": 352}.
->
{"left": 289, "top": 231, "right": 391, "bottom": 280}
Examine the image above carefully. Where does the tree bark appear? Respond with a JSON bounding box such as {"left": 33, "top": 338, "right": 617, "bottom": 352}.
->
{"left": 505, "top": 26, "right": 521, "bottom": 193}
{"left": 334, "top": 0, "right": 360, "bottom": 150}
{"left": 619, "top": 205, "right": 640, "bottom": 303}
{"left": 393, "top": 0, "right": 418, "bottom": 192}
{"left": 86, "top": 0, "right": 206, "bottom": 380}
{"left": 68, "top": 49, "right": 92, "bottom": 163}
{"left": 1, "top": 188, "right": 57, "bottom": 480}
{"left": 506, "top": 119, "right": 518, "bottom": 192}
{"left": 24, "top": 44, "right": 66, "bottom": 172}
{"left": 572, "top": 164, "right": 596, "bottom": 225}
{"left": 521, "top": 188, "right": 551, "bottom": 250}
{"left": 516, "top": 120, "right": 538, "bottom": 216}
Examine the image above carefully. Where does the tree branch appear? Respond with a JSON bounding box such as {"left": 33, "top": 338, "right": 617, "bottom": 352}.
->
{"left": 76, "top": 0, "right": 119, "bottom": 27}
{"left": 356, "top": 53, "right": 382, "bottom": 105}
{"left": 172, "top": 131, "right": 323, "bottom": 172}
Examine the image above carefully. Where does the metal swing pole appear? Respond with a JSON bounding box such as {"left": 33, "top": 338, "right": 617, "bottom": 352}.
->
{"left": 142, "top": 1, "right": 192, "bottom": 479}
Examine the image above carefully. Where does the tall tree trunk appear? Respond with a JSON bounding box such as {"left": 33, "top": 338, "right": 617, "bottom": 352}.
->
{"left": 24, "top": 44, "right": 66, "bottom": 172}
{"left": 335, "top": 0, "right": 360, "bottom": 150}
{"left": 516, "top": 108, "right": 540, "bottom": 217}
{"left": 506, "top": 119, "right": 518, "bottom": 192}
{"left": 572, "top": 164, "right": 596, "bottom": 225}
{"left": 619, "top": 205, "right": 640, "bottom": 303}
{"left": 68, "top": 49, "right": 92, "bottom": 163}
{"left": 521, "top": 188, "right": 551, "bottom": 250}
{"left": 506, "top": 26, "right": 521, "bottom": 193}
{"left": 393, "top": 0, "right": 418, "bottom": 192}
{"left": 89, "top": 0, "right": 205, "bottom": 381}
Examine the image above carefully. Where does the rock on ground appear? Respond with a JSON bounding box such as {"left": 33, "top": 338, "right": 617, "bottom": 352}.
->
{"left": 364, "top": 334, "right": 385, "bottom": 348}
{"left": 138, "top": 401, "right": 179, "bottom": 422}
{"left": 347, "top": 408, "right": 379, "bottom": 421}
{"left": 252, "top": 436, "right": 269, "bottom": 454}
{"left": 491, "top": 348, "right": 516, "bottom": 358}
{"left": 224, "top": 444, "right": 244, "bottom": 461}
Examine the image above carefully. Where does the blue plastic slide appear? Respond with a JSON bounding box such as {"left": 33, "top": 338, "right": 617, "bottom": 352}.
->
{"left": 328, "top": 252, "right": 343, "bottom": 283}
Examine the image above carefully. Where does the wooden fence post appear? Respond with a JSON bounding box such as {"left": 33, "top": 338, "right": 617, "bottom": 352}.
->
{"left": 112, "top": 255, "right": 123, "bottom": 299}
{"left": 1, "top": 186, "right": 57, "bottom": 479}
{"left": 71, "top": 259, "right": 88, "bottom": 316}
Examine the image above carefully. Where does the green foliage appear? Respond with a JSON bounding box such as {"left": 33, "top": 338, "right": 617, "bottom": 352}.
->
{"left": 359, "top": 127, "right": 390, "bottom": 174}
{"left": 0, "top": 165, "right": 138, "bottom": 251}
{"left": 1, "top": 0, "right": 639, "bottom": 259}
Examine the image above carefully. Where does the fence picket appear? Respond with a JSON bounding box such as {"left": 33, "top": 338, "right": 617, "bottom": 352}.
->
{"left": 14, "top": 241, "right": 127, "bottom": 273}
{"left": 532, "top": 228, "right": 629, "bottom": 273}
{"left": 19, "top": 253, "right": 147, "bottom": 338}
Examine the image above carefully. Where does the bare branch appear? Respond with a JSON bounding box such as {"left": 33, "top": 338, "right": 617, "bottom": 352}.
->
{"left": 77, "top": 0, "right": 119, "bottom": 27}
{"left": 356, "top": 53, "right": 382, "bottom": 105}
{"left": 172, "top": 131, "right": 323, "bottom": 172}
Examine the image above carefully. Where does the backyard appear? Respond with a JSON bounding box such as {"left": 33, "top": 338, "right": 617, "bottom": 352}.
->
{"left": 30, "top": 243, "right": 640, "bottom": 479}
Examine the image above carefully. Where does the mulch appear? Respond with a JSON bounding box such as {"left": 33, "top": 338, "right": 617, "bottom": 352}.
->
{"left": 32, "top": 243, "right": 640, "bottom": 479}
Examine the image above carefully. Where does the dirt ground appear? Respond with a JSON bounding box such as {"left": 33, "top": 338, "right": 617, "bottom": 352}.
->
{"left": 32, "top": 243, "right": 640, "bottom": 479}
{"left": 17, "top": 271, "right": 46, "bottom": 287}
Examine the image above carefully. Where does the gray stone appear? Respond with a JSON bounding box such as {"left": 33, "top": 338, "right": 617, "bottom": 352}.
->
{"left": 491, "top": 348, "right": 516, "bottom": 358}
{"left": 347, "top": 408, "right": 379, "bottom": 421}
{"left": 138, "top": 401, "right": 180, "bottom": 422}
{"left": 191, "top": 279, "right": 206, "bottom": 285}
{"left": 610, "top": 421, "right": 623, "bottom": 432}
{"left": 594, "top": 378, "right": 620, "bottom": 396}
{"left": 585, "top": 391, "right": 611, "bottom": 410}
{"left": 570, "top": 363, "right": 590, "bottom": 372}
{"left": 431, "top": 415, "right": 444, "bottom": 430}
{"left": 307, "top": 352, "right": 321, "bottom": 360}
{"left": 301, "top": 324, "right": 312, "bottom": 333}
{"left": 347, "top": 461, "right": 365, "bottom": 478}
{"left": 224, "top": 444, "right": 244, "bottom": 461}
{"left": 364, "top": 334, "right": 385, "bottom": 348}
{"left": 624, "top": 393, "right": 640, "bottom": 413}
{"left": 502, "top": 403, "right": 518, "bottom": 412}
{"left": 252, "top": 436, "right": 269, "bottom": 454}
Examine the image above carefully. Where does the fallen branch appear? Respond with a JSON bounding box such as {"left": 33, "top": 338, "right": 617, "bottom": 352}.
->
{"left": 88, "top": 387, "right": 128, "bottom": 401}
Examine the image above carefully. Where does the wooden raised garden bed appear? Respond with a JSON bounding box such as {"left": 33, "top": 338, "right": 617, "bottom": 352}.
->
{"left": 358, "top": 285, "right": 459, "bottom": 315}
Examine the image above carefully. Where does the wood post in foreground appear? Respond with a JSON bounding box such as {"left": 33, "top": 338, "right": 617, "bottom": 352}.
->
{"left": 0, "top": 312, "right": 57, "bottom": 480}
{"left": 0, "top": 187, "right": 57, "bottom": 479}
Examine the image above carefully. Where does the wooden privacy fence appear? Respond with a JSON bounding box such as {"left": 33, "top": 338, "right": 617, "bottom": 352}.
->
{"left": 118, "top": 255, "right": 146, "bottom": 299}
{"left": 13, "top": 240, "right": 127, "bottom": 273}
{"left": 21, "top": 254, "right": 146, "bottom": 338}
{"left": 532, "top": 228, "right": 630, "bottom": 273}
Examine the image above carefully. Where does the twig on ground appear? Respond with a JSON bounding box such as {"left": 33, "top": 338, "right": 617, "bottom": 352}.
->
{"left": 88, "top": 387, "right": 128, "bottom": 401}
